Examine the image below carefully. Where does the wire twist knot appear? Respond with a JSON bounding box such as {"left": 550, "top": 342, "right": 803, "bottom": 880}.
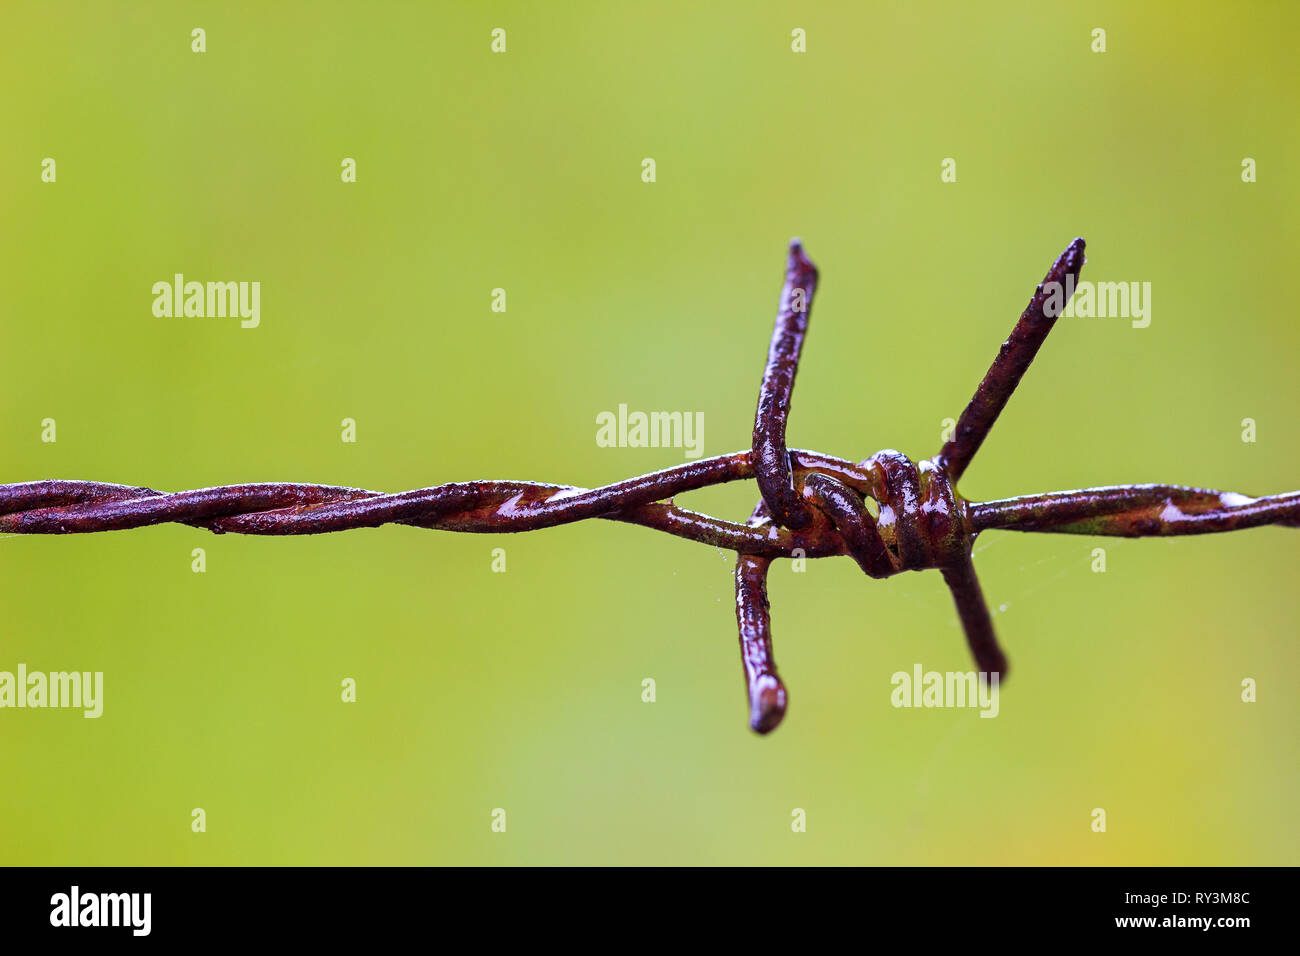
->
{"left": 799, "top": 452, "right": 970, "bottom": 579}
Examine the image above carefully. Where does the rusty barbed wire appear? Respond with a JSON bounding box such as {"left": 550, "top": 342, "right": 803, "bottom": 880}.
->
{"left": 4, "top": 239, "right": 1298, "bottom": 734}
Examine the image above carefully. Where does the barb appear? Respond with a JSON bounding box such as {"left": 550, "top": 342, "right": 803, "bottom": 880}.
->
{"left": 3, "top": 239, "right": 1297, "bottom": 735}
{"left": 936, "top": 238, "right": 1086, "bottom": 483}
{"left": 735, "top": 501, "right": 787, "bottom": 734}
{"left": 753, "top": 239, "right": 819, "bottom": 530}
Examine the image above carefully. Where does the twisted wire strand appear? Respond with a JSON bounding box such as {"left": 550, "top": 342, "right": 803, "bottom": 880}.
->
{"left": 4, "top": 238, "right": 1297, "bottom": 735}
{"left": 971, "top": 484, "right": 1300, "bottom": 535}
{"left": 0, "top": 452, "right": 872, "bottom": 556}
{"left": 5, "top": 472, "right": 1291, "bottom": 545}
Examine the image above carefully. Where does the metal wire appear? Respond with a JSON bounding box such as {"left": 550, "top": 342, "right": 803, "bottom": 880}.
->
{"left": 4, "top": 239, "right": 1297, "bottom": 734}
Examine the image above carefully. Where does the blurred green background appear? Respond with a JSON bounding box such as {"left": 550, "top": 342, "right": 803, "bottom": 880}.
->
{"left": 2, "top": 1, "right": 1296, "bottom": 865}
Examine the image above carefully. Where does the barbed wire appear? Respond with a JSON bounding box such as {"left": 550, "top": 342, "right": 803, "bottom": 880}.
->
{"left": 4, "top": 239, "right": 1297, "bottom": 734}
